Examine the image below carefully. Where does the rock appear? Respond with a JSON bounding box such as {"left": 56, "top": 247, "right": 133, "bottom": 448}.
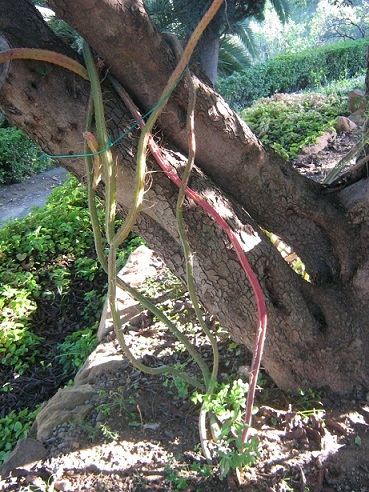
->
{"left": 97, "top": 289, "right": 142, "bottom": 341}
{"left": 32, "top": 384, "right": 96, "bottom": 441}
{"left": 0, "top": 439, "right": 48, "bottom": 478}
{"left": 54, "top": 479, "right": 72, "bottom": 491}
{"left": 335, "top": 116, "right": 357, "bottom": 134}
{"left": 302, "top": 131, "right": 335, "bottom": 155}
{"left": 74, "top": 342, "right": 129, "bottom": 385}
{"left": 98, "top": 245, "right": 163, "bottom": 340}
{"left": 348, "top": 109, "right": 367, "bottom": 126}
{"left": 348, "top": 89, "right": 367, "bottom": 113}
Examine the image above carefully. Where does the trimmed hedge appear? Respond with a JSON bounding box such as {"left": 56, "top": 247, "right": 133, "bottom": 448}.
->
{"left": 217, "top": 38, "right": 369, "bottom": 108}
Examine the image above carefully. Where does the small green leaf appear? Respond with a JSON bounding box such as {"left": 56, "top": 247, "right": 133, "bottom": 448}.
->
{"left": 354, "top": 435, "right": 362, "bottom": 446}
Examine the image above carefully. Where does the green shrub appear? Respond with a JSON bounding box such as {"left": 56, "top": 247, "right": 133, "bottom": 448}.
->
{"left": 0, "top": 408, "right": 39, "bottom": 464}
{"left": 0, "top": 127, "right": 53, "bottom": 184}
{"left": 0, "top": 286, "right": 42, "bottom": 374}
{"left": 241, "top": 86, "right": 351, "bottom": 159}
{"left": 0, "top": 175, "right": 142, "bottom": 374}
{"left": 0, "top": 173, "right": 144, "bottom": 463}
{"left": 0, "top": 176, "right": 100, "bottom": 371}
{"left": 57, "top": 326, "right": 98, "bottom": 375}
{"left": 217, "top": 38, "right": 368, "bottom": 108}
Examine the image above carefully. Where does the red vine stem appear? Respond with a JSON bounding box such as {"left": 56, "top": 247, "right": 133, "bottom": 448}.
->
{"left": 110, "top": 76, "right": 268, "bottom": 443}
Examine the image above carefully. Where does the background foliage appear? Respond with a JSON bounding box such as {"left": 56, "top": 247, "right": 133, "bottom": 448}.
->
{"left": 217, "top": 38, "right": 368, "bottom": 107}
{"left": 0, "top": 128, "right": 52, "bottom": 184}
{"left": 240, "top": 80, "right": 356, "bottom": 158}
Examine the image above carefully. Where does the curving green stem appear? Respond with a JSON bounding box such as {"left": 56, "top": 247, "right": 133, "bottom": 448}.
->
{"left": 111, "top": 0, "right": 225, "bottom": 252}
{"left": 81, "top": 0, "right": 225, "bottom": 396}
{"left": 134, "top": 0, "right": 225, "bottom": 457}
{"left": 84, "top": 96, "right": 108, "bottom": 272}
{"left": 108, "top": 247, "right": 204, "bottom": 390}
{"left": 131, "top": 0, "right": 224, "bottom": 166}
{"left": 173, "top": 45, "right": 219, "bottom": 461}
{"left": 82, "top": 41, "right": 211, "bottom": 391}
{"left": 83, "top": 42, "right": 116, "bottom": 244}
{"left": 0, "top": 48, "right": 89, "bottom": 79}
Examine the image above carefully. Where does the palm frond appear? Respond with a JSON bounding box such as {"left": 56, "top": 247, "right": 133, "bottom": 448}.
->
{"left": 144, "top": 0, "right": 191, "bottom": 40}
{"left": 229, "top": 19, "right": 258, "bottom": 58}
{"left": 269, "top": 0, "right": 291, "bottom": 24}
{"left": 218, "top": 36, "right": 252, "bottom": 76}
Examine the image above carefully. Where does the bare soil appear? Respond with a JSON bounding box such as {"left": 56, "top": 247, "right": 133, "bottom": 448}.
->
{"left": 293, "top": 130, "right": 364, "bottom": 185}
{"left": 2, "top": 295, "right": 369, "bottom": 492}
{"left": 1, "top": 128, "right": 369, "bottom": 491}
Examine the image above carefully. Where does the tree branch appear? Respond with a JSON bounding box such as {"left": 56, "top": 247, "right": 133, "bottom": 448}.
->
{"left": 44, "top": 0, "right": 358, "bottom": 283}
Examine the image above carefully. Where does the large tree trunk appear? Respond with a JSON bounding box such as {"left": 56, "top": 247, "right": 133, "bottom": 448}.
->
{"left": 196, "top": 21, "right": 220, "bottom": 84}
{"left": 1, "top": 0, "right": 369, "bottom": 397}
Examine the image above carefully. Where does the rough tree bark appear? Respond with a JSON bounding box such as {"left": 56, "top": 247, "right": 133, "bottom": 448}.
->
{"left": 0, "top": 0, "right": 369, "bottom": 396}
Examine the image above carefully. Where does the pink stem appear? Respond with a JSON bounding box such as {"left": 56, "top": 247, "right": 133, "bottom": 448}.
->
{"left": 122, "top": 91, "right": 267, "bottom": 443}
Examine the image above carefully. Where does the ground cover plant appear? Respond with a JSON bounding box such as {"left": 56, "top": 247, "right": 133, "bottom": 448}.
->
{"left": 0, "top": 175, "right": 142, "bottom": 463}
{"left": 240, "top": 75, "right": 365, "bottom": 160}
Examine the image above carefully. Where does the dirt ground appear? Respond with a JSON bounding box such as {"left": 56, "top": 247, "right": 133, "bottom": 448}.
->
{"left": 1, "top": 126, "right": 369, "bottom": 491}
{"left": 2, "top": 294, "right": 369, "bottom": 492}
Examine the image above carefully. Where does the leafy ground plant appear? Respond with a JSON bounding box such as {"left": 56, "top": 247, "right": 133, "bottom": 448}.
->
{"left": 192, "top": 378, "right": 260, "bottom": 476}
{"left": 0, "top": 174, "right": 142, "bottom": 463}
{"left": 57, "top": 326, "right": 98, "bottom": 377}
{"left": 0, "top": 408, "right": 39, "bottom": 464}
{"left": 241, "top": 76, "right": 364, "bottom": 159}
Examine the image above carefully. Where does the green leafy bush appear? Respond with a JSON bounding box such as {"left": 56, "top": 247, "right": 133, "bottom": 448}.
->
{"left": 217, "top": 38, "right": 368, "bottom": 108}
{"left": 0, "top": 326, "right": 41, "bottom": 371}
{"left": 0, "top": 127, "right": 52, "bottom": 184}
{"left": 0, "top": 408, "right": 39, "bottom": 464}
{"left": 57, "top": 327, "right": 98, "bottom": 375}
{"left": 0, "top": 173, "right": 144, "bottom": 463}
{"left": 0, "top": 175, "right": 114, "bottom": 373}
{"left": 0, "top": 173, "right": 142, "bottom": 376}
{"left": 192, "top": 379, "right": 260, "bottom": 476}
{"left": 241, "top": 90, "right": 350, "bottom": 159}
{"left": 0, "top": 176, "right": 101, "bottom": 373}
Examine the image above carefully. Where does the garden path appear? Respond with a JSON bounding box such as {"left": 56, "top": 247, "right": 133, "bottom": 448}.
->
{"left": 0, "top": 167, "right": 67, "bottom": 228}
